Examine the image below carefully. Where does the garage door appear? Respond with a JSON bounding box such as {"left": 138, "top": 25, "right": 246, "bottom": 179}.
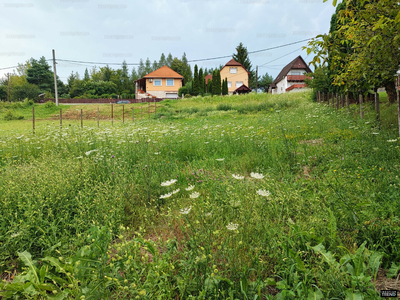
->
{"left": 165, "top": 93, "right": 178, "bottom": 99}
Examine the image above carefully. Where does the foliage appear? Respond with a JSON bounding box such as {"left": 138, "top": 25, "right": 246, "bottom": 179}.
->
{"left": 258, "top": 72, "right": 274, "bottom": 92}
{"left": 193, "top": 64, "right": 199, "bottom": 96}
{"left": 26, "top": 56, "right": 54, "bottom": 92}
{"left": 178, "top": 86, "right": 189, "bottom": 97}
{"left": 233, "top": 43, "right": 255, "bottom": 88}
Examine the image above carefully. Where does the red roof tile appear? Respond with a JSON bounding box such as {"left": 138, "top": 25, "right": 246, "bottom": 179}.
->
{"left": 142, "top": 65, "right": 184, "bottom": 79}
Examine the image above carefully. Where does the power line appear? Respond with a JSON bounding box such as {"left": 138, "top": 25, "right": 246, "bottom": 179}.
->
{"left": 259, "top": 47, "right": 304, "bottom": 67}
{"left": 56, "top": 59, "right": 140, "bottom": 66}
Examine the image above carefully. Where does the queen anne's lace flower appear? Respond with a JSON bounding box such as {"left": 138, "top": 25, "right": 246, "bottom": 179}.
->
{"left": 190, "top": 192, "right": 200, "bottom": 199}
{"left": 226, "top": 223, "right": 239, "bottom": 231}
{"left": 232, "top": 174, "right": 244, "bottom": 180}
{"left": 161, "top": 179, "right": 177, "bottom": 187}
{"left": 257, "top": 189, "right": 271, "bottom": 197}
{"left": 160, "top": 192, "right": 172, "bottom": 199}
{"left": 216, "top": 158, "right": 225, "bottom": 161}
{"left": 172, "top": 189, "right": 180, "bottom": 194}
{"left": 250, "top": 172, "right": 264, "bottom": 179}
{"left": 185, "top": 185, "right": 195, "bottom": 191}
{"left": 180, "top": 206, "right": 192, "bottom": 214}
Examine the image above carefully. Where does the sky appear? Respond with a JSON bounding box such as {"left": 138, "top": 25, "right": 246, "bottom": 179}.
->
{"left": 0, "top": 0, "right": 337, "bottom": 83}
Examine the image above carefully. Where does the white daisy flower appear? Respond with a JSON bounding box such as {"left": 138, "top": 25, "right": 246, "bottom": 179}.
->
{"left": 232, "top": 174, "right": 244, "bottom": 180}
{"left": 250, "top": 172, "right": 264, "bottom": 179}
{"left": 185, "top": 185, "right": 195, "bottom": 191}
{"left": 180, "top": 206, "right": 192, "bottom": 215}
{"left": 257, "top": 189, "right": 271, "bottom": 197}
{"left": 160, "top": 192, "right": 173, "bottom": 199}
{"left": 161, "top": 179, "right": 177, "bottom": 187}
{"left": 226, "top": 223, "right": 239, "bottom": 231}
{"left": 190, "top": 192, "right": 200, "bottom": 199}
{"left": 216, "top": 158, "right": 225, "bottom": 161}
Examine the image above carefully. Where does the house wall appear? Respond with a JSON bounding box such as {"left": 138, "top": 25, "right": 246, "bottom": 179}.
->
{"left": 145, "top": 78, "right": 182, "bottom": 92}
{"left": 220, "top": 66, "right": 249, "bottom": 93}
{"left": 288, "top": 69, "right": 307, "bottom": 75}
{"left": 276, "top": 76, "right": 288, "bottom": 94}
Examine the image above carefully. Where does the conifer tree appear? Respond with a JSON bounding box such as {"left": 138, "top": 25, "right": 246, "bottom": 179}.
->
{"left": 213, "top": 70, "right": 221, "bottom": 95}
{"left": 84, "top": 68, "right": 90, "bottom": 81}
{"left": 208, "top": 77, "right": 213, "bottom": 94}
{"left": 159, "top": 53, "right": 167, "bottom": 67}
{"left": 199, "top": 68, "right": 204, "bottom": 95}
{"left": 193, "top": 64, "right": 199, "bottom": 96}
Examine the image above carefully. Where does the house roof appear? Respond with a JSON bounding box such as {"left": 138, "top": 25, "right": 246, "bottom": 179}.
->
{"left": 270, "top": 55, "right": 312, "bottom": 88}
{"left": 142, "top": 65, "right": 184, "bottom": 79}
{"left": 234, "top": 84, "right": 251, "bottom": 94}
{"left": 223, "top": 59, "right": 250, "bottom": 74}
{"left": 205, "top": 74, "right": 213, "bottom": 84}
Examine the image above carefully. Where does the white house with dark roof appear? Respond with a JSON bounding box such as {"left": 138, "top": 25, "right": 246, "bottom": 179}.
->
{"left": 269, "top": 55, "right": 312, "bottom": 94}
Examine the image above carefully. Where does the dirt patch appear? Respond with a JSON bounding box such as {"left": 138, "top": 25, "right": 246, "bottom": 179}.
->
{"left": 299, "top": 138, "right": 324, "bottom": 146}
{"left": 374, "top": 268, "right": 400, "bottom": 298}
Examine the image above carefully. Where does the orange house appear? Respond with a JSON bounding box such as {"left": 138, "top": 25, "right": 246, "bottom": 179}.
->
{"left": 135, "top": 66, "right": 184, "bottom": 99}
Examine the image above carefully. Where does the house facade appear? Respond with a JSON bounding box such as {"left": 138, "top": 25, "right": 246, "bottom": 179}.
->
{"left": 206, "top": 59, "right": 251, "bottom": 95}
{"left": 269, "top": 56, "right": 311, "bottom": 94}
{"left": 135, "top": 66, "right": 184, "bottom": 100}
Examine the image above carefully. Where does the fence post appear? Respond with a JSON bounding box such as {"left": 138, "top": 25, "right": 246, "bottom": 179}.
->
{"left": 360, "top": 94, "right": 364, "bottom": 119}
{"left": 60, "top": 108, "right": 62, "bottom": 129}
{"left": 32, "top": 107, "right": 35, "bottom": 134}
{"left": 123, "top": 105, "right": 125, "bottom": 124}
{"left": 111, "top": 103, "right": 114, "bottom": 126}
{"left": 375, "top": 91, "right": 380, "bottom": 121}
{"left": 81, "top": 109, "right": 83, "bottom": 128}
{"left": 97, "top": 107, "right": 99, "bottom": 128}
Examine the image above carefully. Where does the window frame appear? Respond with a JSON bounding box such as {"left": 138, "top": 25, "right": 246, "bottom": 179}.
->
{"left": 166, "top": 79, "right": 174, "bottom": 86}
{"left": 153, "top": 79, "right": 162, "bottom": 86}
{"left": 230, "top": 67, "right": 237, "bottom": 74}
{"left": 235, "top": 81, "right": 243, "bottom": 88}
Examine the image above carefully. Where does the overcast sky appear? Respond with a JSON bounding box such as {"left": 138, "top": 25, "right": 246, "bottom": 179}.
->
{"left": 0, "top": 0, "right": 336, "bottom": 82}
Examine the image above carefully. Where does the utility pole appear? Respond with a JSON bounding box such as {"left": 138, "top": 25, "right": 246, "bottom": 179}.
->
{"left": 7, "top": 73, "right": 10, "bottom": 102}
{"left": 255, "top": 65, "right": 258, "bottom": 94}
{"left": 52, "top": 49, "right": 59, "bottom": 106}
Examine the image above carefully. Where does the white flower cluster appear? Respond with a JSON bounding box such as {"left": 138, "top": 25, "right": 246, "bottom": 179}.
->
{"left": 250, "top": 172, "right": 264, "bottom": 179}
{"left": 256, "top": 189, "right": 271, "bottom": 197}
{"left": 160, "top": 192, "right": 172, "bottom": 199}
{"left": 216, "top": 158, "right": 225, "bottom": 161}
{"left": 180, "top": 206, "right": 192, "bottom": 215}
{"left": 190, "top": 192, "right": 200, "bottom": 199}
{"left": 185, "top": 185, "right": 195, "bottom": 191}
{"left": 232, "top": 174, "right": 244, "bottom": 180}
{"left": 226, "top": 223, "right": 239, "bottom": 231}
{"left": 161, "top": 179, "right": 177, "bottom": 187}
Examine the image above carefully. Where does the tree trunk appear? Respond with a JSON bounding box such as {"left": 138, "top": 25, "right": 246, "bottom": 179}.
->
{"left": 375, "top": 92, "right": 380, "bottom": 121}
{"left": 385, "top": 79, "right": 397, "bottom": 104}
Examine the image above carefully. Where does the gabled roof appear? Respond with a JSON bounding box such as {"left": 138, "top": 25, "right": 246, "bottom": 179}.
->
{"left": 223, "top": 59, "right": 250, "bottom": 74}
{"left": 142, "top": 65, "right": 184, "bottom": 79}
{"left": 234, "top": 84, "right": 251, "bottom": 93}
{"left": 270, "top": 55, "right": 312, "bottom": 87}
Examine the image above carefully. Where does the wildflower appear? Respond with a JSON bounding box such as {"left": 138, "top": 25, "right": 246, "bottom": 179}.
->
{"left": 185, "top": 185, "right": 195, "bottom": 191}
{"left": 160, "top": 192, "right": 172, "bottom": 199}
{"left": 161, "top": 179, "right": 177, "bottom": 187}
{"left": 76, "top": 156, "right": 83, "bottom": 159}
{"left": 256, "top": 189, "right": 271, "bottom": 197}
{"left": 226, "top": 223, "right": 239, "bottom": 231}
{"left": 232, "top": 174, "right": 244, "bottom": 180}
{"left": 11, "top": 232, "right": 21, "bottom": 238}
{"left": 180, "top": 206, "right": 192, "bottom": 214}
{"left": 85, "top": 149, "right": 97, "bottom": 156}
{"left": 216, "top": 158, "right": 225, "bottom": 161}
{"left": 229, "top": 200, "right": 241, "bottom": 208}
{"left": 190, "top": 192, "right": 200, "bottom": 198}
{"left": 387, "top": 139, "right": 397, "bottom": 142}
{"left": 139, "top": 290, "right": 146, "bottom": 296}
{"left": 172, "top": 188, "right": 180, "bottom": 194}
{"left": 250, "top": 172, "right": 264, "bottom": 179}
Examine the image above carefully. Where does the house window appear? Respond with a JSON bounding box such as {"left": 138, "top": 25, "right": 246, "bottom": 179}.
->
{"left": 228, "top": 81, "right": 232, "bottom": 88}
{"left": 166, "top": 79, "right": 174, "bottom": 86}
{"left": 154, "top": 79, "right": 162, "bottom": 86}
{"left": 230, "top": 67, "right": 237, "bottom": 74}
{"left": 235, "top": 81, "right": 243, "bottom": 88}
{"left": 292, "top": 71, "right": 301, "bottom": 75}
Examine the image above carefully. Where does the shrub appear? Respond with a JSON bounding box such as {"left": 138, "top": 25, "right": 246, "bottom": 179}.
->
{"left": 216, "top": 103, "right": 232, "bottom": 111}
{"left": 3, "top": 110, "right": 24, "bottom": 121}
{"left": 178, "top": 86, "right": 189, "bottom": 97}
{"left": 184, "top": 94, "right": 192, "bottom": 98}
{"left": 44, "top": 101, "right": 56, "bottom": 109}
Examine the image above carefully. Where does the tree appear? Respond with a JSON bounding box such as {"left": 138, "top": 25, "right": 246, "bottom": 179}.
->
{"left": 103, "top": 65, "right": 112, "bottom": 82}
{"left": 12, "top": 82, "right": 40, "bottom": 101}
{"left": 199, "top": 68, "right": 205, "bottom": 95}
{"left": 26, "top": 56, "right": 53, "bottom": 92}
{"left": 258, "top": 72, "right": 274, "bottom": 92}
{"left": 0, "top": 85, "right": 7, "bottom": 100}
{"left": 84, "top": 68, "right": 90, "bottom": 81}
{"left": 232, "top": 43, "right": 255, "bottom": 88}
{"left": 159, "top": 53, "right": 167, "bottom": 67}
{"left": 152, "top": 60, "right": 158, "bottom": 72}
{"left": 307, "top": 0, "right": 400, "bottom": 102}
{"left": 222, "top": 78, "right": 228, "bottom": 95}
{"left": 181, "top": 53, "right": 192, "bottom": 84}
{"left": 166, "top": 53, "right": 173, "bottom": 67}
{"left": 193, "top": 64, "right": 199, "bottom": 96}
{"left": 120, "top": 60, "right": 130, "bottom": 93}
{"left": 170, "top": 58, "right": 185, "bottom": 78}
{"left": 144, "top": 58, "right": 152, "bottom": 75}
{"left": 138, "top": 59, "right": 145, "bottom": 78}
{"left": 207, "top": 77, "right": 213, "bottom": 94}
{"left": 212, "top": 70, "right": 221, "bottom": 96}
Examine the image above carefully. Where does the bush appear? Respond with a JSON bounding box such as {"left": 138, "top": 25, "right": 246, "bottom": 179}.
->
{"left": 178, "top": 86, "right": 189, "bottom": 97}
{"left": 3, "top": 110, "right": 24, "bottom": 121}
{"left": 184, "top": 94, "right": 192, "bottom": 98}
{"left": 216, "top": 103, "right": 232, "bottom": 111}
{"left": 44, "top": 101, "right": 56, "bottom": 109}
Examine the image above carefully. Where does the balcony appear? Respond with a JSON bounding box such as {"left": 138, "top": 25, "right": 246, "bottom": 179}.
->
{"left": 287, "top": 75, "right": 310, "bottom": 82}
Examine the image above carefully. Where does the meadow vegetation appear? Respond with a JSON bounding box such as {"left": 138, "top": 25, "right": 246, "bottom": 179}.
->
{"left": 0, "top": 92, "right": 399, "bottom": 299}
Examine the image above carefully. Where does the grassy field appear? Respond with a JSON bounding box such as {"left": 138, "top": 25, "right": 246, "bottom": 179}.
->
{"left": 0, "top": 92, "right": 400, "bottom": 299}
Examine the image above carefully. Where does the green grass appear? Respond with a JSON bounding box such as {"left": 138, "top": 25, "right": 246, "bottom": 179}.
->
{"left": 0, "top": 91, "right": 399, "bottom": 299}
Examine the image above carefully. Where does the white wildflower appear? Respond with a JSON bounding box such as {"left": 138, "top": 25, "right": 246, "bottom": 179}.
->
{"left": 257, "top": 189, "right": 271, "bottom": 197}
{"left": 226, "top": 223, "right": 239, "bottom": 231}
{"left": 205, "top": 212, "right": 212, "bottom": 217}
{"left": 160, "top": 192, "right": 173, "bottom": 199}
{"left": 11, "top": 232, "right": 21, "bottom": 238}
{"left": 185, "top": 185, "right": 195, "bottom": 191}
{"left": 161, "top": 179, "right": 177, "bottom": 187}
{"left": 85, "top": 149, "right": 97, "bottom": 156}
{"left": 172, "top": 188, "right": 180, "bottom": 194}
{"left": 76, "top": 156, "right": 83, "bottom": 159}
{"left": 232, "top": 174, "right": 244, "bottom": 180}
{"left": 250, "top": 172, "right": 264, "bottom": 179}
{"left": 190, "top": 192, "right": 200, "bottom": 199}
{"left": 387, "top": 139, "right": 397, "bottom": 142}
{"left": 216, "top": 158, "right": 225, "bottom": 161}
{"left": 229, "top": 200, "right": 241, "bottom": 208}
{"left": 179, "top": 206, "right": 192, "bottom": 215}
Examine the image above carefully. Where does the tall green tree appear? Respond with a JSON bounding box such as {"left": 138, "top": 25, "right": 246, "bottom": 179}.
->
{"left": 212, "top": 70, "right": 221, "bottom": 96}
{"left": 159, "top": 53, "right": 167, "bottom": 67}
{"left": 103, "top": 65, "right": 112, "bottom": 82}
{"left": 181, "top": 53, "right": 192, "bottom": 84}
{"left": 138, "top": 59, "right": 146, "bottom": 78}
{"left": 152, "top": 60, "right": 158, "bottom": 71}
{"left": 120, "top": 60, "right": 130, "bottom": 93}
{"left": 232, "top": 43, "right": 255, "bottom": 88}
{"left": 258, "top": 72, "right": 274, "bottom": 92}
{"left": 26, "top": 56, "right": 53, "bottom": 92}
{"left": 166, "top": 53, "right": 173, "bottom": 67}
{"left": 199, "top": 68, "right": 205, "bottom": 95}
{"left": 84, "top": 68, "right": 90, "bottom": 81}
{"left": 144, "top": 58, "right": 152, "bottom": 75}
{"left": 193, "top": 64, "right": 199, "bottom": 96}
